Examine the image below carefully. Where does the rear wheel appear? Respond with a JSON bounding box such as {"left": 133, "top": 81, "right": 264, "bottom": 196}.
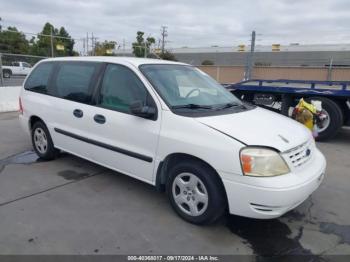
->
{"left": 3, "top": 69, "right": 12, "bottom": 78}
{"left": 309, "top": 97, "right": 343, "bottom": 141}
{"left": 166, "top": 160, "right": 226, "bottom": 225}
{"left": 31, "top": 121, "right": 59, "bottom": 160}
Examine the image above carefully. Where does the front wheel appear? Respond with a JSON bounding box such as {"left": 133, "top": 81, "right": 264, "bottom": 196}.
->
{"left": 166, "top": 160, "right": 226, "bottom": 225}
{"left": 31, "top": 121, "right": 59, "bottom": 160}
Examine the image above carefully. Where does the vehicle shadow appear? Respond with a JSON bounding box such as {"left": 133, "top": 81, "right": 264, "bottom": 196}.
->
{"left": 224, "top": 214, "right": 311, "bottom": 256}
{"left": 318, "top": 127, "right": 350, "bottom": 145}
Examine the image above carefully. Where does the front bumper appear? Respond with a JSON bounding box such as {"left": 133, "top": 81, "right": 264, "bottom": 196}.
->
{"left": 222, "top": 148, "right": 326, "bottom": 219}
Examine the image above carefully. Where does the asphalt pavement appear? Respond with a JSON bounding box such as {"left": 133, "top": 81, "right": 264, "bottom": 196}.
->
{"left": 0, "top": 111, "right": 349, "bottom": 257}
{"left": 0, "top": 76, "right": 25, "bottom": 87}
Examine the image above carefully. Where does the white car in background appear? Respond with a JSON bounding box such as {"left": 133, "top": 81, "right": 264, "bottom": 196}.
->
{"left": 19, "top": 57, "right": 326, "bottom": 224}
{"left": 2, "top": 61, "right": 32, "bottom": 78}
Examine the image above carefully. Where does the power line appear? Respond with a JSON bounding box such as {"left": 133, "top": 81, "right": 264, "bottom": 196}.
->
{"left": 50, "top": 26, "right": 54, "bottom": 57}
{"left": 0, "top": 52, "right": 47, "bottom": 58}
{"left": 1, "top": 28, "right": 74, "bottom": 40}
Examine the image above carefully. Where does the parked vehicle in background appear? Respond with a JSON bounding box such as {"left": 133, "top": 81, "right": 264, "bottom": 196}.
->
{"left": 19, "top": 57, "right": 326, "bottom": 225}
{"left": 2, "top": 61, "right": 32, "bottom": 78}
{"left": 226, "top": 79, "right": 350, "bottom": 141}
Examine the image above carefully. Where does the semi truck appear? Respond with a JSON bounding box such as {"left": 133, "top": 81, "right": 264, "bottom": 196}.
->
{"left": 225, "top": 79, "right": 350, "bottom": 141}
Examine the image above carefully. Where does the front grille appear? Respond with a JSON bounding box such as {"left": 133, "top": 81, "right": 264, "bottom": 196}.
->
{"left": 283, "top": 140, "right": 313, "bottom": 168}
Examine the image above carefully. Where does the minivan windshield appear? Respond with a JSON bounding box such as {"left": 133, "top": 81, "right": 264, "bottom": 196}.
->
{"left": 139, "top": 64, "right": 243, "bottom": 110}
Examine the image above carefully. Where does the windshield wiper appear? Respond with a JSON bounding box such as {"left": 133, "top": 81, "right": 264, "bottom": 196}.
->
{"left": 215, "top": 102, "right": 241, "bottom": 110}
{"left": 171, "top": 104, "right": 213, "bottom": 110}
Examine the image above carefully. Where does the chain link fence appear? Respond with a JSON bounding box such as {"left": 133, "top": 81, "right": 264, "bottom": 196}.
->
{"left": 0, "top": 53, "right": 47, "bottom": 87}
{"left": 2, "top": 46, "right": 350, "bottom": 86}
{"left": 175, "top": 51, "right": 350, "bottom": 68}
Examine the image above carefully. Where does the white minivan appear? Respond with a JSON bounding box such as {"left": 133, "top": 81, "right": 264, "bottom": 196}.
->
{"left": 19, "top": 57, "right": 326, "bottom": 224}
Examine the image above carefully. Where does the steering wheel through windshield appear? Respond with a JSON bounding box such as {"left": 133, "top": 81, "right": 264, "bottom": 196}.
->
{"left": 185, "top": 88, "right": 201, "bottom": 98}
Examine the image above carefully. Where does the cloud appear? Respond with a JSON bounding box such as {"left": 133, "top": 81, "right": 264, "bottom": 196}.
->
{"left": 1, "top": 0, "right": 349, "bottom": 52}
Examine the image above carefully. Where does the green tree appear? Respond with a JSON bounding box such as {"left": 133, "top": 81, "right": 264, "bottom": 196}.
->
{"left": 159, "top": 50, "right": 177, "bottom": 61}
{"left": 31, "top": 22, "right": 76, "bottom": 57}
{"left": 56, "top": 27, "right": 75, "bottom": 56}
{"left": 33, "top": 22, "right": 57, "bottom": 56}
{"left": 0, "top": 20, "right": 77, "bottom": 58}
{"left": 0, "top": 26, "right": 29, "bottom": 54}
{"left": 132, "top": 31, "right": 155, "bottom": 57}
{"left": 93, "top": 40, "right": 116, "bottom": 56}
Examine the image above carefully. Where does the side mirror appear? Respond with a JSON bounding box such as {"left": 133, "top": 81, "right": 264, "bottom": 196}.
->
{"left": 130, "top": 101, "right": 156, "bottom": 119}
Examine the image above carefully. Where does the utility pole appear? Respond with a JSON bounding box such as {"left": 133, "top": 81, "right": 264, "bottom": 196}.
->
{"left": 90, "top": 33, "right": 98, "bottom": 56}
{"left": 0, "top": 53, "right": 4, "bottom": 87}
{"left": 86, "top": 32, "right": 89, "bottom": 55}
{"left": 123, "top": 38, "right": 126, "bottom": 56}
{"left": 123, "top": 39, "right": 126, "bottom": 56}
{"left": 161, "top": 26, "right": 168, "bottom": 55}
{"left": 245, "top": 30, "right": 256, "bottom": 80}
{"left": 0, "top": 10, "right": 3, "bottom": 76}
{"left": 327, "top": 56, "right": 334, "bottom": 81}
{"left": 91, "top": 32, "right": 94, "bottom": 56}
{"left": 50, "top": 26, "right": 54, "bottom": 57}
{"left": 83, "top": 38, "right": 85, "bottom": 56}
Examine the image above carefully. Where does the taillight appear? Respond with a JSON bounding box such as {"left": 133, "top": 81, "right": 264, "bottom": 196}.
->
{"left": 19, "top": 97, "right": 23, "bottom": 114}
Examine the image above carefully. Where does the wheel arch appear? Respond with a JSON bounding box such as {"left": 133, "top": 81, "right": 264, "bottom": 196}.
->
{"left": 155, "top": 153, "right": 228, "bottom": 200}
{"left": 29, "top": 115, "right": 45, "bottom": 130}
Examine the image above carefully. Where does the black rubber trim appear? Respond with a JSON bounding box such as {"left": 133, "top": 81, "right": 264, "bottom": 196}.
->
{"left": 254, "top": 208, "right": 273, "bottom": 212}
{"left": 250, "top": 203, "right": 281, "bottom": 208}
{"left": 54, "top": 128, "right": 153, "bottom": 163}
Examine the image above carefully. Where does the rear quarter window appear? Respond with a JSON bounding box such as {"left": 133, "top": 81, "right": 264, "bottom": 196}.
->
{"left": 24, "top": 62, "right": 54, "bottom": 94}
{"left": 54, "top": 62, "right": 100, "bottom": 104}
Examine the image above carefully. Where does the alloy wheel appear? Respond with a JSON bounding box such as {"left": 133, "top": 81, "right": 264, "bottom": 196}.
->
{"left": 172, "top": 172, "right": 209, "bottom": 216}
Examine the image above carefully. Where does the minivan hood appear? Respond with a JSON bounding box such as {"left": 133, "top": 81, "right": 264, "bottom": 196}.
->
{"left": 196, "top": 107, "right": 311, "bottom": 152}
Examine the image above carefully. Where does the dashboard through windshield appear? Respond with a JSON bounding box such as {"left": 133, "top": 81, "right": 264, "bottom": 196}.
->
{"left": 139, "top": 64, "right": 245, "bottom": 116}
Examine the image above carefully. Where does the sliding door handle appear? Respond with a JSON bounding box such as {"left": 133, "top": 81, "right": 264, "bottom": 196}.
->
{"left": 94, "top": 114, "right": 106, "bottom": 124}
{"left": 73, "top": 109, "right": 83, "bottom": 118}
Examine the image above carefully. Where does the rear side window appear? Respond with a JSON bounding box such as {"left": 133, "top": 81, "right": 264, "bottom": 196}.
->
{"left": 54, "top": 62, "right": 99, "bottom": 103}
{"left": 24, "top": 62, "right": 54, "bottom": 94}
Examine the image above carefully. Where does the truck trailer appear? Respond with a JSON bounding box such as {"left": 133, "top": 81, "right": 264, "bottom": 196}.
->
{"left": 226, "top": 79, "right": 350, "bottom": 140}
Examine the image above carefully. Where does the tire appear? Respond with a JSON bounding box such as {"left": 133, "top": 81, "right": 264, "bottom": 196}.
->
{"left": 281, "top": 94, "right": 293, "bottom": 116}
{"left": 336, "top": 100, "right": 349, "bottom": 126}
{"left": 166, "top": 160, "right": 226, "bottom": 225}
{"left": 31, "top": 121, "right": 59, "bottom": 160}
{"left": 3, "top": 69, "right": 12, "bottom": 78}
{"left": 309, "top": 97, "right": 343, "bottom": 141}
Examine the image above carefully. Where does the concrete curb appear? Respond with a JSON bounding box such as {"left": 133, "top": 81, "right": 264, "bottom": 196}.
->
{"left": 0, "top": 86, "right": 21, "bottom": 113}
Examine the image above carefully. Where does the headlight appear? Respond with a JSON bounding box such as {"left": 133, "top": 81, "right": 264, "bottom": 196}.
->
{"left": 240, "top": 147, "right": 290, "bottom": 177}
